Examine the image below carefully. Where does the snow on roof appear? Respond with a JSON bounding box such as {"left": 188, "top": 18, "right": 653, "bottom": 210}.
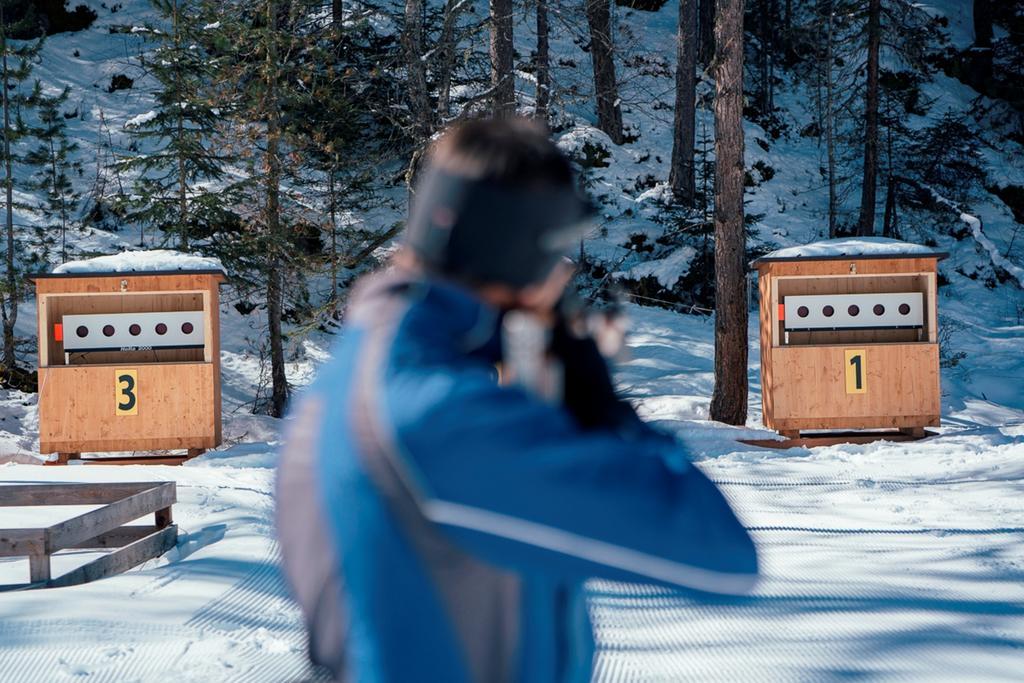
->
{"left": 52, "top": 250, "right": 225, "bottom": 275}
{"left": 756, "top": 237, "right": 940, "bottom": 262}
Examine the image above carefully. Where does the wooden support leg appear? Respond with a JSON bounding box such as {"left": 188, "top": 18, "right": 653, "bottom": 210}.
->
{"left": 44, "top": 452, "right": 76, "bottom": 466}
{"left": 900, "top": 427, "right": 926, "bottom": 439}
{"left": 29, "top": 554, "right": 51, "bottom": 584}
{"left": 155, "top": 506, "right": 173, "bottom": 529}
{"left": 185, "top": 448, "right": 205, "bottom": 460}
{"left": 779, "top": 429, "right": 800, "bottom": 440}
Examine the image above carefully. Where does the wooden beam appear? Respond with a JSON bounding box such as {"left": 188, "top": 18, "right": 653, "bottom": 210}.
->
{"left": 70, "top": 525, "right": 161, "bottom": 549}
{"left": 0, "top": 482, "right": 154, "bottom": 507}
{"left": 29, "top": 554, "right": 51, "bottom": 583}
{"left": 0, "top": 529, "right": 46, "bottom": 557}
{"left": 47, "top": 525, "right": 177, "bottom": 589}
{"left": 45, "top": 483, "right": 176, "bottom": 553}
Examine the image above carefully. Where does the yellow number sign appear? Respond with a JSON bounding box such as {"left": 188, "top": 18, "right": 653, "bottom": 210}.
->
{"left": 115, "top": 369, "right": 139, "bottom": 416}
{"left": 844, "top": 350, "right": 866, "bottom": 394}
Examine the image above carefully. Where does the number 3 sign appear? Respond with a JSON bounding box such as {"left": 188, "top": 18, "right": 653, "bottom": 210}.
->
{"left": 115, "top": 369, "right": 139, "bottom": 416}
{"left": 844, "top": 350, "right": 867, "bottom": 394}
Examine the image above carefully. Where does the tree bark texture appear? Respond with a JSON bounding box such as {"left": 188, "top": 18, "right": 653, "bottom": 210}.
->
{"left": 585, "top": 0, "right": 624, "bottom": 144}
{"left": 1, "top": 23, "right": 16, "bottom": 371}
{"left": 698, "top": 0, "right": 715, "bottom": 66}
{"left": 970, "top": 0, "right": 993, "bottom": 88}
{"left": 856, "top": 0, "right": 880, "bottom": 236}
{"left": 670, "top": 0, "right": 697, "bottom": 204}
{"left": 709, "top": 0, "right": 747, "bottom": 426}
{"left": 403, "top": 0, "right": 432, "bottom": 137}
{"left": 490, "top": 0, "right": 515, "bottom": 117}
{"left": 265, "top": 0, "right": 289, "bottom": 418}
{"left": 434, "top": 0, "right": 464, "bottom": 122}
{"left": 535, "top": 0, "right": 551, "bottom": 122}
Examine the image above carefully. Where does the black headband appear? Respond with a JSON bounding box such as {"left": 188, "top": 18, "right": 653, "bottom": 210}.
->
{"left": 404, "top": 168, "right": 595, "bottom": 288}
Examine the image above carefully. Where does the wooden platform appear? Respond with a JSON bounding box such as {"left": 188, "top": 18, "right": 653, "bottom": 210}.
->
{"left": 0, "top": 481, "right": 177, "bottom": 590}
{"left": 739, "top": 429, "right": 938, "bottom": 450}
{"left": 44, "top": 449, "right": 205, "bottom": 467}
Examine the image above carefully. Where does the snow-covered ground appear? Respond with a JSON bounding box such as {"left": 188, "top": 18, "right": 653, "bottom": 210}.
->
{"left": 2, "top": 304, "right": 1023, "bottom": 681}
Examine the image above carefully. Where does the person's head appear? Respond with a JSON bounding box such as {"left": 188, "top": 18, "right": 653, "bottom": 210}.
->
{"left": 400, "top": 117, "right": 592, "bottom": 313}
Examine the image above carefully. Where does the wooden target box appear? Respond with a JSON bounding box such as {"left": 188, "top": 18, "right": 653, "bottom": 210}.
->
{"left": 30, "top": 270, "right": 226, "bottom": 457}
{"left": 752, "top": 246, "right": 947, "bottom": 437}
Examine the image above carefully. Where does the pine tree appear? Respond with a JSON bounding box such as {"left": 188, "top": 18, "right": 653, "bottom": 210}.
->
{"left": 25, "top": 85, "right": 80, "bottom": 264}
{"left": 120, "top": 0, "right": 230, "bottom": 252}
{"left": 490, "top": 0, "right": 515, "bottom": 117}
{"left": 0, "top": 3, "right": 42, "bottom": 373}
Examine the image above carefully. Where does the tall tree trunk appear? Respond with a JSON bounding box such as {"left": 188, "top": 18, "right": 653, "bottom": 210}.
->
{"left": 709, "top": 0, "right": 747, "bottom": 426}
{"left": 758, "top": 0, "right": 770, "bottom": 112}
{"left": 824, "top": 0, "right": 837, "bottom": 237}
{"left": 332, "top": 0, "right": 343, "bottom": 26}
{"left": 670, "top": 0, "right": 697, "bottom": 204}
{"left": 403, "top": 0, "right": 432, "bottom": 137}
{"left": 856, "top": 0, "right": 880, "bottom": 237}
{"left": 265, "top": 0, "right": 288, "bottom": 418}
{"left": 490, "top": 0, "right": 515, "bottom": 117}
{"left": 173, "top": 0, "right": 188, "bottom": 251}
{"left": 970, "top": 0, "right": 993, "bottom": 89}
{"left": 434, "top": 0, "right": 464, "bottom": 123}
{"left": 585, "top": 0, "right": 624, "bottom": 144}
{"left": 535, "top": 0, "right": 551, "bottom": 122}
{"left": 1, "top": 20, "right": 16, "bottom": 371}
{"left": 698, "top": 0, "right": 715, "bottom": 66}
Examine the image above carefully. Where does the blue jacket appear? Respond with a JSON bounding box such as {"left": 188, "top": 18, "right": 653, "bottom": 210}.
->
{"left": 277, "top": 272, "right": 758, "bottom": 683}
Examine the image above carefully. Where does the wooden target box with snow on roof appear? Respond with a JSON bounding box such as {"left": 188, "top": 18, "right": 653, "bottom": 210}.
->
{"left": 29, "top": 251, "right": 226, "bottom": 464}
{"left": 752, "top": 238, "right": 947, "bottom": 443}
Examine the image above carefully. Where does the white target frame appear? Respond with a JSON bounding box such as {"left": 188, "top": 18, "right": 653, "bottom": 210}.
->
{"left": 62, "top": 311, "right": 205, "bottom": 352}
{"left": 783, "top": 292, "right": 924, "bottom": 331}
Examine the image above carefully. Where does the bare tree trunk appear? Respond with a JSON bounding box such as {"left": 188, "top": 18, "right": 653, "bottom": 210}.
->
{"left": 329, "top": 154, "right": 339, "bottom": 315}
{"left": 0, "top": 19, "right": 16, "bottom": 371}
{"left": 970, "top": 0, "right": 993, "bottom": 88}
{"left": 856, "top": 0, "right": 880, "bottom": 236}
{"left": 332, "top": 0, "right": 343, "bottom": 26}
{"left": 434, "top": 0, "right": 464, "bottom": 123}
{"left": 585, "top": 0, "right": 624, "bottom": 144}
{"left": 535, "top": 0, "right": 551, "bottom": 122}
{"left": 265, "top": 0, "right": 288, "bottom": 418}
{"left": 698, "top": 0, "right": 715, "bottom": 66}
{"left": 758, "top": 0, "right": 770, "bottom": 112}
{"left": 709, "top": 0, "right": 747, "bottom": 426}
{"left": 490, "top": 0, "right": 515, "bottom": 117}
{"left": 670, "top": 0, "right": 697, "bottom": 204}
{"left": 824, "top": 0, "right": 837, "bottom": 237}
{"left": 403, "top": 0, "right": 432, "bottom": 137}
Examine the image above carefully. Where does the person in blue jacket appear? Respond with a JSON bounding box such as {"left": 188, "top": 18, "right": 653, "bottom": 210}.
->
{"left": 277, "top": 117, "right": 758, "bottom": 683}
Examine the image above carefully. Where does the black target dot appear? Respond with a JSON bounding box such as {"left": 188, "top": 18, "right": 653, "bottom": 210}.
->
{"left": 181, "top": 322, "right": 194, "bottom": 335}
{"left": 848, "top": 305, "right": 860, "bottom": 316}
{"left": 797, "top": 306, "right": 809, "bottom": 318}
{"left": 76, "top": 326, "right": 88, "bottom": 338}
{"left": 823, "top": 305, "right": 835, "bottom": 317}
{"left": 129, "top": 324, "right": 141, "bottom": 336}
{"left": 102, "top": 324, "right": 115, "bottom": 337}
{"left": 155, "top": 323, "right": 168, "bottom": 335}
{"left": 899, "top": 303, "right": 911, "bottom": 315}
{"left": 873, "top": 304, "right": 885, "bottom": 315}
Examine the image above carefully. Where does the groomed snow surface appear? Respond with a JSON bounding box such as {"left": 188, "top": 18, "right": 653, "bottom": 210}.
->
{"left": 2, "top": 304, "right": 1024, "bottom": 682}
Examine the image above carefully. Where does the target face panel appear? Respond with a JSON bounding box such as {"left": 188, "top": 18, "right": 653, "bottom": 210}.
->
{"left": 62, "top": 311, "right": 205, "bottom": 352}
{"left": 783, "top": 292, "right": 924, "bottom": 331}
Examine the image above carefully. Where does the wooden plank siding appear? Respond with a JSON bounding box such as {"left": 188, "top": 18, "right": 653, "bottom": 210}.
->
{"left": 755, "top": 254, "right": 943, "bottom": 434}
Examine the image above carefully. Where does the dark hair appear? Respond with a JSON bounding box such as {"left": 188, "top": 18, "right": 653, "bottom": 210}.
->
{"left": 426, "top": 117, "right": 574, "bottom": 190}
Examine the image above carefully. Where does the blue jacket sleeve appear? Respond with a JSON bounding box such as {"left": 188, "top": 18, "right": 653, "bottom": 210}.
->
{"left": 383, "top": 364, "right": 759, "bottom": 595}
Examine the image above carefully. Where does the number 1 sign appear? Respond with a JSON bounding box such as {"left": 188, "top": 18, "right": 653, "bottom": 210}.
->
{"left": 844, "top": 350, "right": 867, "bottom": 394}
